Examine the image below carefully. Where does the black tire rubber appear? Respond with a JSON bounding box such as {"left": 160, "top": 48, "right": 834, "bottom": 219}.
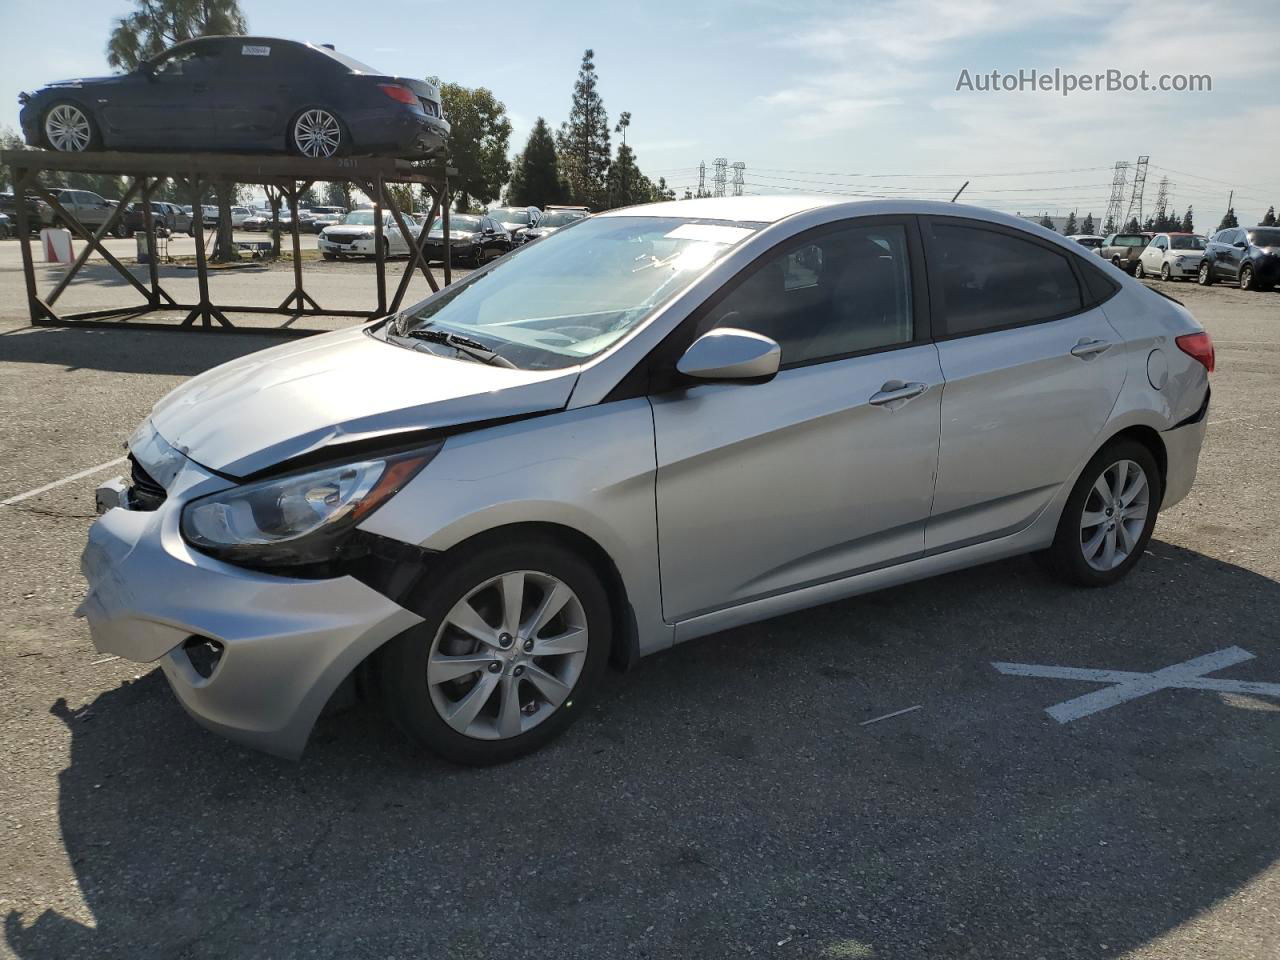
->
{"left": 1160, "top": 264, "right": 1171, "bottom": 281}
{"left": 1039, "top": 438, "right": 1162, "bottom": 588}
{"left": 1198, "top": 262, "right": 1213, "bottom": 286}
{"left": 322, "top": 252, "right": 337, "bottom": 261}
{"left": 1239, "top": 265, "right": 1254, "bottom": 291}
{"left": 1134, "top": 261, "right": 1145, "bottom": 279}
{"left": 377, "top": 535, "right": 612, "bottom": 765}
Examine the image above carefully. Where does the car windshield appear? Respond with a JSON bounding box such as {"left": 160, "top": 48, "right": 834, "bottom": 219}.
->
{"left": 427, "top": 215, "right": 481, "bottom": 233}
{"left": 341, "top": 211, "right": 378, "bottom": 225}
{"left": 1249, "top": 228, "right": 1280, "bottom": 247}
{"left": 540, "top": 211, "right": 588, "bottom": 227}
{"left": 489, "top": 208, "right": 530, "bottom": 225}
{"left": 384, "top": 216, "right": 762, "bottom": 370}
{"left": 1169, "top": 235, "right": 1206, "bottom": 250}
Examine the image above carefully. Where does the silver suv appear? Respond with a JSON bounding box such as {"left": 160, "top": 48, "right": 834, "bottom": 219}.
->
{"left": 79, "top": 197, "right": 1213, "bottom": 765}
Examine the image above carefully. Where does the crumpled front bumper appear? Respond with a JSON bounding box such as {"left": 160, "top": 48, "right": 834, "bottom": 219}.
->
{"left": 77, "top": 491, "right": 421, "bottom": 758}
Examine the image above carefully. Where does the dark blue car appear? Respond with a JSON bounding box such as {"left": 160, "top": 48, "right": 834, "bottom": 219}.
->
{"left": 19, "top": 36, "right": 449, "bottom": 159}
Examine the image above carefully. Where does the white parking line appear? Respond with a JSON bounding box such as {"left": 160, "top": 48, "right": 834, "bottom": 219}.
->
{"left": 993, "top": 647, "right": 1280, "bottom": 722}
{"left": 0, "top": 457, "right": 127, "bottom": 507}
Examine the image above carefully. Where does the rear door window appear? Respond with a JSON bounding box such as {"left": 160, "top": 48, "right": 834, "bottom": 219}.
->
{"left": 924, "top": 220, "right": 1083, "bottom": 337}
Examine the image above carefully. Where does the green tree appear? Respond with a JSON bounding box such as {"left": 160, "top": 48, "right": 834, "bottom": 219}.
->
{"left": 1103, "top": 215, "right": 1116, "bottom": 234}
{"left": 1180, "top": 206, "right": 1194, "bottom": 232}
{"left": 427, "top": 79, "right": 511, "bottom": 212}
{"left": 604, "top": 142, "right": 654, "bottom": 209}
{"left": 107, "top": 0, "right": 247, "bottom": 71}
{"left": 323, "top": 181, "right": 355, "bottom": 211}
{"left": 1063, "top": 211, "right": 1078, "bottom": 235}
{"left": 1039, "top": 214, "right": 1055, "bottom": 231}
{"left": 655, "top": 177, "right": 676, "bottom": 201}
{"left": 1218, "top": 207, "right": 1238, "bottom": 230}
{"left": 506, "top": 118, "right": 561, "bottom": 209}
{"left": 1124, "top": 217, "right": 1141, "bottom": 233}
{"left": 1081, "top": 213, "right": 1095, "bottom": 234}
{"left": 557, "top": 50, "right": 611, "bottom": 208}
{"left": 1263, "top": 206, "right": 1277, "bottom": 226}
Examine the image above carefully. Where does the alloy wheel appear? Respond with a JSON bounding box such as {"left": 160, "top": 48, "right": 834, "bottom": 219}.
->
{"left": 1079, "top": 459, "right": 1150, "bottom": 572}
{"left": 292, "top": 109, "right": 342, "bottom": 158}
{"left": 1240, "top": 266, "right": 1253, "bottom": 291}
{"left": 45, "top": 104, "right": 91, "bottom": 152}
{"left": 1161, "top": 264, "right": 1171, "bottom": 281}
{"left": 426, "top": 570, "right": 589, "bottom": 740}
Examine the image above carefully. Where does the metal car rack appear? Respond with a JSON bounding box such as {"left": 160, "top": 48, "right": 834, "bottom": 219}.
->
{"left": 1, "top": 149, "right": 456, "bottom": 336}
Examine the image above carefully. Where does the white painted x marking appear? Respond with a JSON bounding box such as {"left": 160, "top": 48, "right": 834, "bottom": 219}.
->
{"left": 992, "top": 647, "right": 1280, "bottom": 723}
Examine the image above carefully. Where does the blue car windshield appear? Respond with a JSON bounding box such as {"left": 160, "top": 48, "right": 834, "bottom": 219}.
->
{"left": 384, "top": 216, "right": 762, "bottom": 370}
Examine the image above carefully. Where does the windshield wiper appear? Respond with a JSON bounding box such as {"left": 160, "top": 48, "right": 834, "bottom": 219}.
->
{"left": 402, "top": 327, "right": 517, "bottom": 368}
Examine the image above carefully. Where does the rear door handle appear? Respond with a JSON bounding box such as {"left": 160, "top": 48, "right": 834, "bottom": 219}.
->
{"left": 1070, "top": 338, "right": 1112, "bottom": 359}
{"left": 869, "top": 381, "right": 928, "bottom": 406}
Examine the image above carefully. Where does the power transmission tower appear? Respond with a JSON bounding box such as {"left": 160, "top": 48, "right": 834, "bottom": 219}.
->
{"left": 731, "top": 161, "right": 745, "bottom": 197}
{"left": 1103, "top": 161, "right": 1129, "bottom": 233}
{"left": 712, "top": 158, "right": 728, "bottom": 198}
{"left": 1152, "top": 176, "right": 1171, "bottom": 227}
{"left": 1123, "top": 155, "right": 1150, "bottom": 229}
{"left": 697, "top": 161, "right": 706, "bottom": 198}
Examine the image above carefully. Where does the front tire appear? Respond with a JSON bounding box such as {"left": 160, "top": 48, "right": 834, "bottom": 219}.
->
{"left": 1239, "top": 265, "right": 1255, "bottom": 291}
{"left": 1134, "top": 261, "right": 1145, "bottom": 279}
{"left": 1160, "top": 263, "right": 1172, "bottom": 281}
{"left": 1041, "top": 439, "right": 1162, "bottom": 588}
{"left": 1198, "top": 261, "right": 1213, "bottom": 286}
{"left": 378, "top": 536, "right": 612, "bottom": 765}
{"left": 43, "top": 101, "right": 97, "bottom": 152}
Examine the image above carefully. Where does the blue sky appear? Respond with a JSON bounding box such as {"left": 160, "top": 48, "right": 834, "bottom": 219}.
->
{"left": 3, "top": 0, "right": 1277, "bottom": 225}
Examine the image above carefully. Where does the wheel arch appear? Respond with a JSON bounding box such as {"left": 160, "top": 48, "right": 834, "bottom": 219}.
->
{"left": 1095, "top": 423, "right": 1168, "bottom": 492}
{"left": 40, "top": 96, "right": 100, "bottom": 149}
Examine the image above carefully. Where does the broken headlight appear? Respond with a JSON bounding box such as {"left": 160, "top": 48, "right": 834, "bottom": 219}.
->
{"left": 180, "top": 445, "right": 439, "bottom": 569}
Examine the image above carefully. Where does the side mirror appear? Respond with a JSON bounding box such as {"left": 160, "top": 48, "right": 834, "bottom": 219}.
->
{"left": 1234, "top": 240, "right": 1248, "bottom": 249}
{"left": 676, "top": 328, "right": 780, "bottom": 383}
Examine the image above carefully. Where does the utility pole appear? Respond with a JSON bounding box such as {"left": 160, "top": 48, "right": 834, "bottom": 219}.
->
{"left": 731, "top": 161, "right": 745, "bottom": 197}
{"left": 1104, "top": 160, "right": 1129, "bottom": 234}
{"left": 1152, "top": 176, "right": 1171, "bottom": 228}
{"left": 697, "top": 161, "right": 706, "bottom": 198}
{"left": 1123, "top": 155, "right": 1150, "bottom": 229}
{"left": 712, "top": 158, "right": 727, "bottom": 198}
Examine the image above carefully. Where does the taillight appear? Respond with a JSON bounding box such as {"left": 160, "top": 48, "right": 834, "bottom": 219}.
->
{"left": 378, "top": 84, "right": 417, "bottom": 105}
{"left": 1176, "top": 331, "right": 1215, "bottom": 374}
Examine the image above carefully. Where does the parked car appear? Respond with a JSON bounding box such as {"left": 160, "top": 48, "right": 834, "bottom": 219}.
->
{"left": 421, "top": 213, "right": 513, "bottom": 266}
{"left": 1098, "top": 232, "right": 1153, "bottom": 273}
{"left": 19, "top": 36, "right": 449, "bottom": 159}
{"left": 317, "top": 208, "right": 416, "bottom": 258}
{"left": 0, "top": 192, "right": 48, "bottom": 234}
{"left": 523, "top": 207, "right": 590, "bottom": 241}
{"left": 307, "top": 206, "right": 347, "bottom": 233}
{"left": 1135, "top": 233, "right": 1207, "bottom": 281}
{"left": 1198, "top": 225, "right": 1280, "bottom": 290}
{"left": 122, "top": 200, "right": 193, "bottom": 236}
{"left": 229, "top": 205, "right": 252, "bottom": 227}
{"left": 0, "top": 212, "right": 11, "bottom": 239}
{"left": 41, "top": 188, "right": 126, "bottom": 234}
{"left": 79, "top": 197, "right": 1213, "bottom": 765}
{"left": 1067, "top": 234, "right": 1104, "bottom": 250}
{"left": 241, "top": 211, "right": 272, "bottom": 231}
{"left": 486, "top": 205, "right": 541, "bottom": 242}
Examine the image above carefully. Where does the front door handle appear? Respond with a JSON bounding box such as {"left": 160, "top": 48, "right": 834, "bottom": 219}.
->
{"left": 1070, "top": 338, "right": 1112, "bottom": 359}
{"left": 869, "top": 380, "right": 928, "bottom": 407}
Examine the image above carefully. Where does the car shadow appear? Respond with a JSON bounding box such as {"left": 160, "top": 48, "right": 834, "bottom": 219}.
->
{"left": 0, "top": 324, "right": 294, "bottom": 377}
{"left": 7, "top": 541, "right": 1280, "bottom": 958}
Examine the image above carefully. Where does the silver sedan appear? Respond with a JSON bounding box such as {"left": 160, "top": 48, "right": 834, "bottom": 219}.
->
{"left": 79, "top": 197, "right": 1213, "bottom": 765}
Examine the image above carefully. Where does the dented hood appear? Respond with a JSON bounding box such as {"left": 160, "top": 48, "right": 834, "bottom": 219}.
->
{"left": 149, "top": 327, "right": 577, "bottom": 477}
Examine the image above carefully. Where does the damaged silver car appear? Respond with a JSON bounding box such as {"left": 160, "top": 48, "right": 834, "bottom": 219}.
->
{"left": 79, "top": 197, "right": 1213, "bottom": 764}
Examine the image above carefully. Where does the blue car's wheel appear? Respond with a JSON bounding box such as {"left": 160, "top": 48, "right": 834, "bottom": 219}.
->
{"left": 290, "top": 108, "right": 344, "bottom": 159}
{"left": 43, "top": 101, "right": 98, "bottom": 152}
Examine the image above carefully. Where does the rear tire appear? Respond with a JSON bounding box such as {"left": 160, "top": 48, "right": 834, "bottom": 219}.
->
{"left": 289, "top": 107, "right": 345, "bottom": 158}
{"left": 378, "top": 536, "right": 612, "bottom": 765}
{"left": 1040, "top": 439, "right": 1162, "bottom": 588}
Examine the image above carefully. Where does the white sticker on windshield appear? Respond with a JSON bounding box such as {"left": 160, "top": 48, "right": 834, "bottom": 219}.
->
{"left": 242, "top": 45, "right": 271, "bottom": 56}
{"left": 664, "top": 223, "right": 754, "bottom": 245}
